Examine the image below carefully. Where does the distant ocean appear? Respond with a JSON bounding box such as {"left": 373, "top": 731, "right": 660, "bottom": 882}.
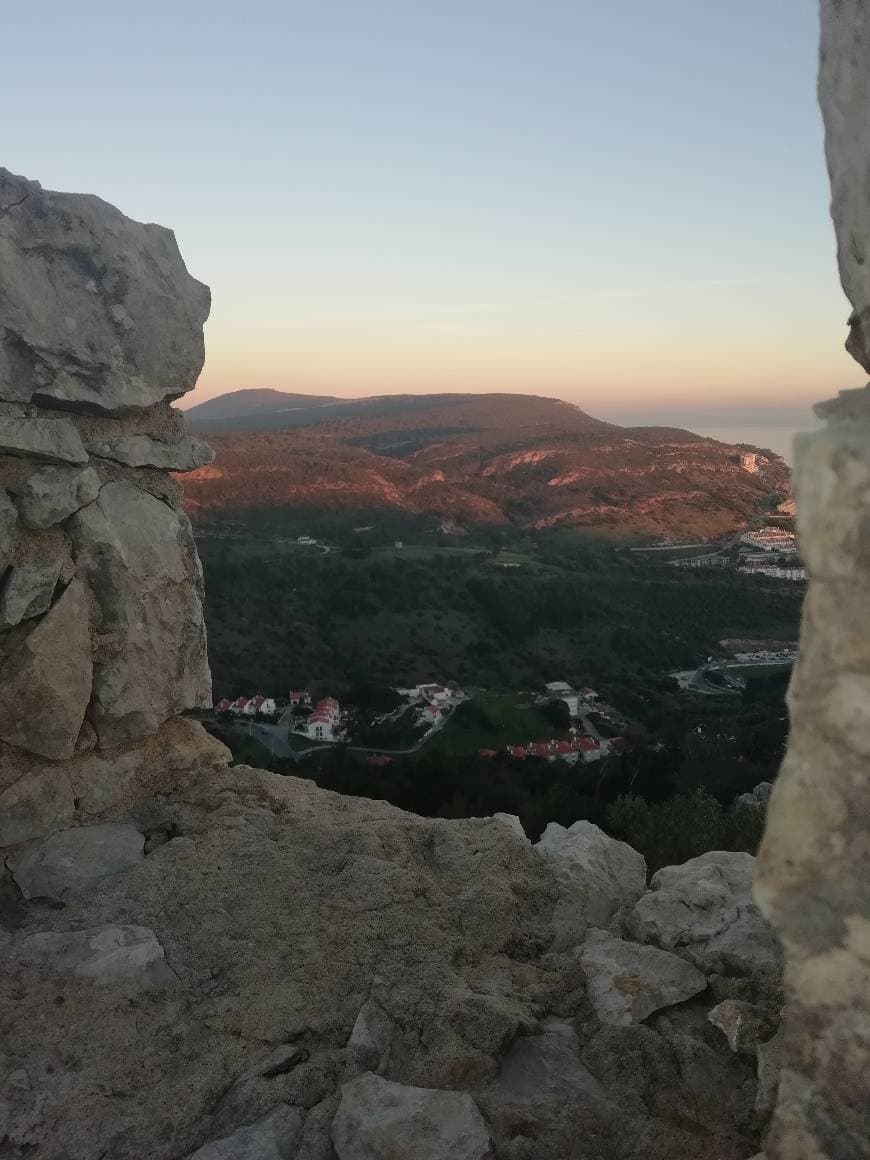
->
{"left": 598, "top": 403, "right": 826, "bottom": 465}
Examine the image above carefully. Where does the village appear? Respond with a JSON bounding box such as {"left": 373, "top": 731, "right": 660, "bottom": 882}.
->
{"left": 212, "top": 679, "right": 621, "bottom": 765}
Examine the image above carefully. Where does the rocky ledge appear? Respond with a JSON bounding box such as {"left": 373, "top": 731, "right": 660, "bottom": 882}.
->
{"left": 0, "top": 764, "right": 783, "bottom": 1160}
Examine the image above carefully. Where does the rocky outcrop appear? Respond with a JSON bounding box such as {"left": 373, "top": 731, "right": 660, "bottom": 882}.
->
{"left": 751, "top": 4, "right": 870, "bottom": 1154}
{"left": 0, "top": 168, "right": 210, "bottom": 412}
{"left": 0, "top": 170, "right": 219, "bottom": 830}
{"left": 0, "top": 768, "right": 780, "bottom": 1160}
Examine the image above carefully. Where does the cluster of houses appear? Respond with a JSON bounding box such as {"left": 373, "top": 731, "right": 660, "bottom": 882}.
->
{"left": 214, "top": 694, "right": 277, "bottom": 718}
{"left": 484, "top": 734, "right": 608, "bottom": 764}
{"left": 739, "top": 529, "right": 797, "bottom": 553}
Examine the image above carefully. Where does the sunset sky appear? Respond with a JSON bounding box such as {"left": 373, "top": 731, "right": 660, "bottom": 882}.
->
{"left": 5, "top": 0, "right": 864, "bottom": 418}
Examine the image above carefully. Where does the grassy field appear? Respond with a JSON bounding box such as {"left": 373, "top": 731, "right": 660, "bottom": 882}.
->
{"left": 427, "top": 693, "right": 571, "bottom": 754}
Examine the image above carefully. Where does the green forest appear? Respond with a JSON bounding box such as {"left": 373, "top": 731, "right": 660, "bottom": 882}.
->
{"left": 198, "top": 509, "right": 802, "bottom": 705}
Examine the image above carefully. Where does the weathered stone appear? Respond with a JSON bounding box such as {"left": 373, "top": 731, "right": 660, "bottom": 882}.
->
{"left": 754, "top": 1025, "right": 783, "bottom": 1119}
{"left": 0, "top": 578, "right": 92, "bottom": 760}
{"left": 579, "top": 929, "right": 707, "bottom": 1026}
{"left": 0, "top": 414, "right": 88, "bottom": 464}
{"left": 9, "top": 464, "right": 99, "bottom": 529}
{"left": 0, "top": 759, "right": 75, "bottom": 847}
{"left": 87, "top": 433, "right": 214, "bottom": 471}
{"left": 0, "top": 558, "right": 63, "bottom": 625}
{"left": 14, "top": 924, "right": 176, "bottom": 988}
{"left": 535, "top": 820, "right": 646, "bottom": 951}
{"left": 69, "top": 481, "right": 210, "bottom": 746}
{"left": 627, "top": 852, "right": 781, "bottom": 977}
{"left": 0, "top": 168, "right": 210, "bottom": 413}
{"left": 346, "top": 998, "right": 394, "bottom": 1075}
{"left": 0, "top": 490, "right": 16, "bottom": 573}
{"left": 331, "top": 1073, "right": 492, "bottom": 1160}
{"left": 497, "top": 1030, "right": 607, "bottom": 1103}
{"left": 736, "top": 781, "right": 772, "bottom": 810}
{"left": 6, "top": 822, "right": 144, "bottom": 900}
{"left": 491, "top": 812, "right": 527, "bottom": 840}
{"left": 187, "top": 1105, "right": 303, "bottom": 1160}
{"left": 708, "top": 1000, "right": 775, "bottom": 1055}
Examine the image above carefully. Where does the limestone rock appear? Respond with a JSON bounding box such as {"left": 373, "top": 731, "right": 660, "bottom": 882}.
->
{"left": 497, "top": 1030, "right": 607, "bottom": 1103}
{"left": 535, "top": 820, "right": 646, "bottom": 951}
{"left": 346, "top": 998, "right": 394, "bottom": 1075}
{"left": 0, "top": 759, "right": 75, "bottom": 847}
{"left": 188, "top": 1104, "right": 303, "bottom": 1160}
{"left": 708, "top": 1000, "right": 775, "bottom": 1055}
{"left": 14, "top": 924, "right": 176, "bottom": 988}
{"left": 579, "top": 929, "right": 707, "bottom": 1026}
{"left": 331, "top": 1073, "right": 492, "bottom": 1160}
{"left": 69, "top": 481, "right": 210, "bottom": 746}
{"left": 0, "top": 489, "right": 16, "bottom": 573}
{"left": 87, "top": 433, "right": 214, "bottom": 471}
{"left": 9, "top": 464, "right": 100, "bottom": 529}
{"left": 0, "top": 578, "right": 92, "bottom": 760}
{"left": 0, "top": 558, "right": 63, "bottom": 625}
{"left": 491, "top": 812, "right": 527, "bottom": 840}
{"left": 0, "top": 414, "right": 88, "bottom": 464}
{"left": 6, "top": 822, "right": 144, "bottom": 900}
{"left": 626, "top": 852, "right": 781, "bottom": 977}
{"left": 0, "top": 168, "right": 210, "bottom": 413}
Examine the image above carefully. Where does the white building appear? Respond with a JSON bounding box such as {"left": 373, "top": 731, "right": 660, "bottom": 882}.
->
{"left": 544, "top": 681, "right": 574, "bottom": 696}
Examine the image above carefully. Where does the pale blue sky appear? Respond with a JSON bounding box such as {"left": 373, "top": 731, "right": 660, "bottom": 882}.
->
{"left": 4, "top": 0, "right": 861, "bottom": 411}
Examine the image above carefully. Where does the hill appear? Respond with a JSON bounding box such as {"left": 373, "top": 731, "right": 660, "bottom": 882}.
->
{"left": 179, "top": 390, "right": 790, "bottom": 539}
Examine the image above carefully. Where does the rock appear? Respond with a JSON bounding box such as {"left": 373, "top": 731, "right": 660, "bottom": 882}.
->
{"left": 0, "top": 168, "right": 210, "bottom": 413}
{"left": 0, "top": 759, "right": 74, "bottom": 847}
{"left": 535, "top": 820, "right": 646, "bottom": 950}
{"left": 346, "top": 998, "right": 394, "bottom": 1075}
{"left": 579, "top": 929, "right": 707, "bottom": 1026}
{"left": 0, "top": 490, "right": 16, "bottom": 573}
{"left": 754, "top": 1026, "right": 783, "bottom": 1118}
{"left": 236, "top": 1043, "right": 309, "bottom": 1086}
{"left": 9, "top": 465, "right": 100, "bottom": 529}
{"left": 86, "top": 434, "right": 214, "bottom": 471}
{"left": 331, "top": 1073, "right": 492, "bottom": 1160}
{"left": 0, "top": 578, "right": 92, "bottom": 760}
{"left": 187, "top": 1105, "right": 304, "bottom": 1160}
{"left": 14, "top": 924, "right": 177, "bottom": 988}
{"left": 6, "top": 822, "right": 144, "bottom": 900}
{"left": 491, "top": 813, "right": 527, "bottom": 840}
{"left": 626, "top": 852, "right": 781, "bottom": 977}
{"left": 69, "top": 481, "right": 210, "bottom": 746}
{"left": 0, "top": 414, "right": 88, "bottom": 464}
{"left": 0, "top": 558, "right": 63, "bottom": 625}
{"left": 497, "top": 1030, "right": 608, "bottom": 1103}
{"left": 708, "top": 1000, "right": 775, "bottom": 1055}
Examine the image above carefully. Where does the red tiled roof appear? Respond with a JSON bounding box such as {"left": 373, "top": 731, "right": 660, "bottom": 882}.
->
{"left": 478, "top": 748, "right": 498, "bottom": 758}
{"left": 508, "top": 746, "right": 527, "bottom": 759}
{"left": 554, "top": 740, "right": 574, "bottom": 754}
{"left": 529, "top": 742, "right": 552, "bottom": 757}
{"left": 576, "top": 736, "right": 600, "bottom": 751}
{"left": 215, "top": 699, "right": 232, "bottom": 712}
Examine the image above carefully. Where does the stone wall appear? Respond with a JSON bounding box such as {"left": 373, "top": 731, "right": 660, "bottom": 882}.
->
{"left": 753, "top": 3, "right": 870, "bottom": 1156}
{"left": 0, "top": 168, "right": 227, "bottom": 847}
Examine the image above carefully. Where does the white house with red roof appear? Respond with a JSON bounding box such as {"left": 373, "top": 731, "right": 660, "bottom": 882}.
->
{"left": 215, "top": 698, "right": 233, "bottom": 714}
{"left": 295, "top": 696, "right": 342, "bottom": 742}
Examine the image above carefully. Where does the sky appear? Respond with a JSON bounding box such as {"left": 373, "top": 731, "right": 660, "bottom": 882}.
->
{"left": 4, "top": 0, "right": 865, "bottom": 420}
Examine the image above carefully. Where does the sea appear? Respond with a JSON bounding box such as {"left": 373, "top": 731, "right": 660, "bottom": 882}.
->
{"left": 597, "top": 403, "right": 826, "bottom": 466}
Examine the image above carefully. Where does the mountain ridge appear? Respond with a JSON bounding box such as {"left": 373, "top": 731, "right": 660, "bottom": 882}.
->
{"left": 179, "top": 389, "right": 790, "bottom": 538}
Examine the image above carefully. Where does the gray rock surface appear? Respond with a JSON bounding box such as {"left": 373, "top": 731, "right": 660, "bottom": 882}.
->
{"left": 0, "top": 489, "right": 17, "bottom": 573}
{"left": 627, "top": 852, "right": 781, "bottom": 977}
{"left": 14, "top": 924, "right": 176, "bottom": 988}
{"left": 0, "top": 414, "right": 88, "bottom": 464}
{"left": 69, "top": 480, "right": 211, "bottom": 746}
{"left": 579, "top": 929, "right": 707, "bottom": 1026}
{"left": 535, "top": 820, "right": 646, "bottom": 950}
{"left": 0, "top": 168, "right": 210, "bottom": 413}
{"left": 188, "top": 1104, "right": 303, "bottom": 1160}
{"left": 87, "top": 433, "right": 214, "bottom": 471}
{"left": 6, "top": 822, "right": 144, "bottom": 900}
{"left": 10, "top": 464, "right": 100, "bottom": 528}
{"left": 707, "top": 1000, "right": 775, "bottom": 1055}
{"left": 0, "top": 760, "right": 75, "bottom": 847}
{"left": 346, "top": 998, "right": 395, "bottom": 1076}
{"left": 332, "top": 1073, "right": 492, "bottom": 1160}
{"left": 0, "top": 578, "right": 92, "bottom": 759}
{"left": 0, "top": 558, "right": 63, "bottom": 625}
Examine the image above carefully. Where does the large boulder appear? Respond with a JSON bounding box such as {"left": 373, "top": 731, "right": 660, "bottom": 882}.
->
{"left": 579, "top": 929, "right": 707, "bottom": 1026}
{"left": 535, "top": 820, "right": 646, "bottom": 950}
{"left": 0, "top": 577, "right": 92, "bottom": 760}
{"left": 0, "top": 168, "right": 210, "bottom": 413}
{"left": 331, "top": 1073, "right": 492, "bottom": 1160}
{"left": 69, "top": 481, "right": 211, "bottom": 746}
{"left": 626, "top": 852, "right": 781, "bottom": 978}
{"left": 0, "top": 414, "right": 88, "bottom": 464}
